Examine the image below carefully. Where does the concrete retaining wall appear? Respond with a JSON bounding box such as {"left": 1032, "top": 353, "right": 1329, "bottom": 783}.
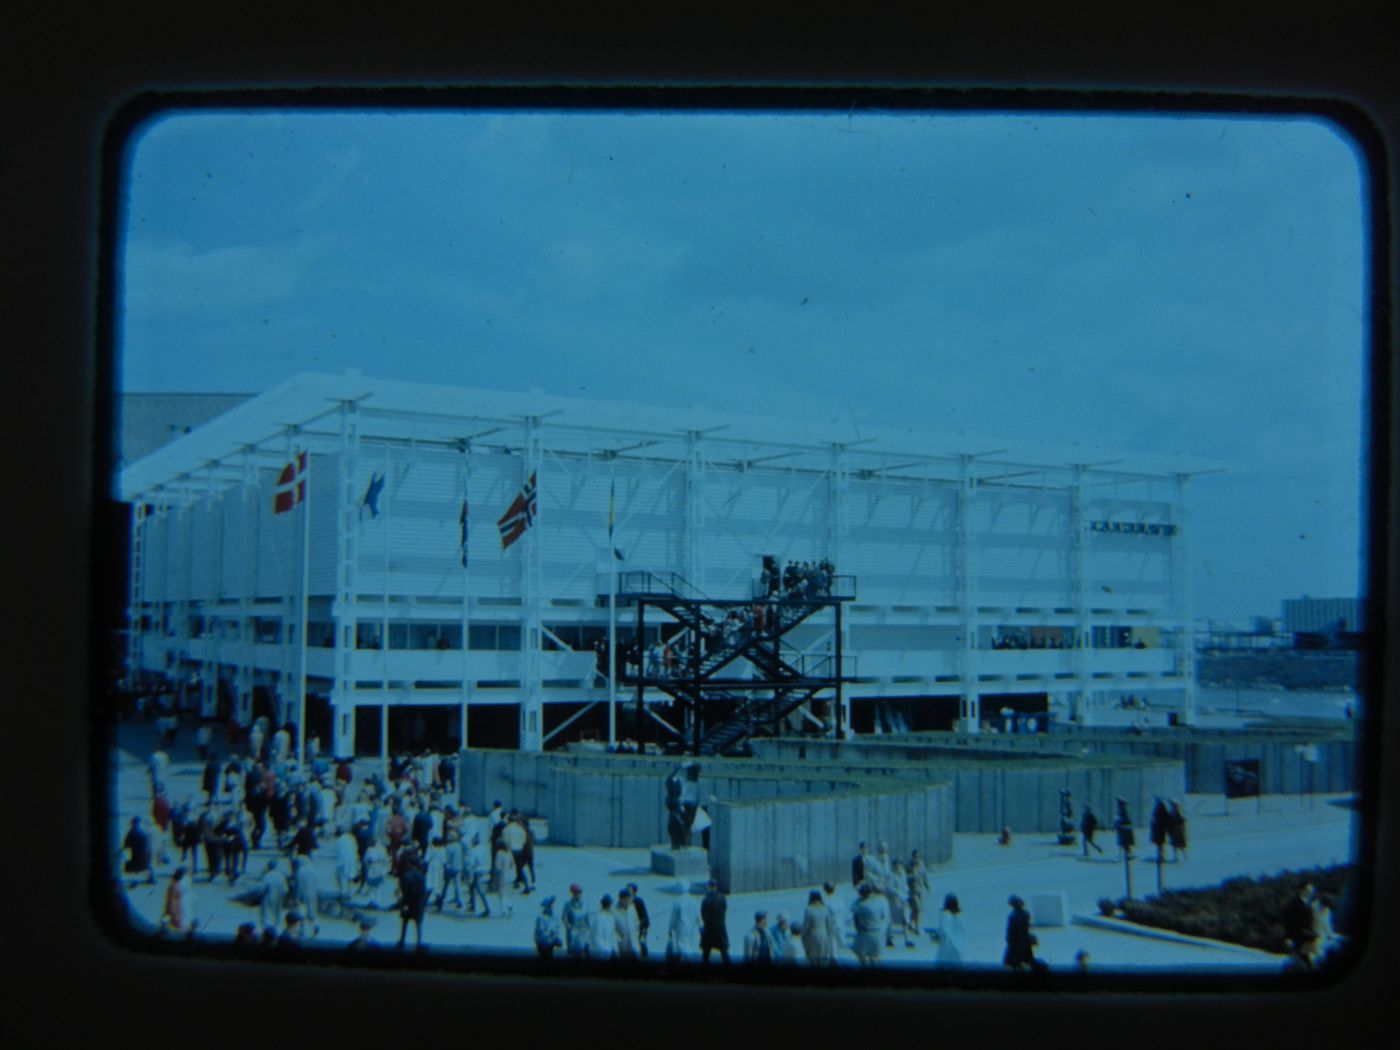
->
{"left": 710, "top": 781, "right": 955, "bottom": 894}
{"left": 755, "top": 727, "right": 1356, "bottom": 795}
{"left": 461, "top": 745, "right": 1182, "bottom": 837}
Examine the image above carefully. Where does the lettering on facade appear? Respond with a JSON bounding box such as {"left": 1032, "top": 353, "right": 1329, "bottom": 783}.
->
{"left": 1087, "top": 519, "right": 1178, "bottom": 537}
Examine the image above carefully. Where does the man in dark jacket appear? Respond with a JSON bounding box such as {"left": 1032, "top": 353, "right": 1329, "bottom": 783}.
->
{"left": 1282, "top": 883, "right": 1317, "bottom": 964}
{"left": 1080, "top": 806, "right": 1104, "bottom": 856}
{"left": 397, "top": 854, "right": 428, "bottom": 950}
{"left": 123, "top": 817, "right": 156, "bottom": 885}
{"left": 700, "top": 878, "right": 730, "bottom": 964}
{"left": 1003, "top": 895, "right": 1037, "bottom": 971}
{"left": 628, "top": 882, "right": 651, "bottom": 958}
{"left": 852, "top": 841, "right": 868, "bottom": 887}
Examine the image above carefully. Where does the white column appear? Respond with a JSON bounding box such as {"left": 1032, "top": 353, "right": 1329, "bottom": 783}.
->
{"left": 1174, "top": 473, "right": 1197, "bottom": 726}
{"left": 519, "top": 417, "right": 543, "bottom": 751}
{"left": 957, "top": 455, "right": 981, "bottom": 733}
{"left": 460, "top": 442, "right": 472, "bottom": 752}
{"left": 331, "top": 402, "right": 360, "bottom": 759}
{"left": 1070, "top": 465, "right": 1093, "bottom": 725}
{"left": 685, "top": 431, "right": 703, "bottom": 588}
{"left": 296, "top": 438, "right": 311, "bottom": 767}
{"left": 829, "top": 444, "right": 850, "bottom": 739}
{"left": 127, "top": 500, "right": 146, "bottom": 685}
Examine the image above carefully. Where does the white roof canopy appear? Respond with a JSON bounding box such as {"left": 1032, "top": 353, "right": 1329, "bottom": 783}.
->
{"left": 118, "top": 371, "right": 1232, "bottom": 502}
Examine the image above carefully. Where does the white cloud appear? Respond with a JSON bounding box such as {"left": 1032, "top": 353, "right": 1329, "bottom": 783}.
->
{"left": 122, "top": 236, "right": 329, "bottom": 317}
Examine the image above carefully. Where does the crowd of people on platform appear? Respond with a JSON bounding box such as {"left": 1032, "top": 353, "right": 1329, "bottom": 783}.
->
{"left": 761, "top": 557, "right": 836, "bottom": 602}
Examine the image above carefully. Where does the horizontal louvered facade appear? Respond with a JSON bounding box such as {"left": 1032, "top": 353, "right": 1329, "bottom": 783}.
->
{"left": 121, "top": 372, "right": 1214, "bottom": 757}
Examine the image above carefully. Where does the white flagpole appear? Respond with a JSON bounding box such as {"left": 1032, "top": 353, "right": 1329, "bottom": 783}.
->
{"left": 608, "top": 468, "right": 617, "bottom": 747}
{"left": 297, "top": 449, "right": 310, "bottom": 769}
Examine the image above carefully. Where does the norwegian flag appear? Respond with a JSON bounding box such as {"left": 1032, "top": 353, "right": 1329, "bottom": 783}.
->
{"left": 273, "top": 451, "right": 307, "bottom": 514}
{"left": 496, "top": 471, "right": 537, "bottom": 549}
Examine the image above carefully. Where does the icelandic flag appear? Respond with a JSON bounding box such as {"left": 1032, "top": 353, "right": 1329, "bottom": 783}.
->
{"left": 497, "top": 471, "right": 537, "bottom": 550}
{"left": 273, "top": 451, "right": 307, "bottom": 514}
{"left": 360, "top": 472, "right": 385, "bottom": 519}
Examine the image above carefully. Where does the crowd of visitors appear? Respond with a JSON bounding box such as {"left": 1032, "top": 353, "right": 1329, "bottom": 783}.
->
{"left": 124, "top": 719, "right": 508, "bottom": 952}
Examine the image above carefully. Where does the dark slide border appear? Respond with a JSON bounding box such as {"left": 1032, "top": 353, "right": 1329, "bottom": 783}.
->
{"left": 9, "top": 9, "right": 1396, "bottom": 1047}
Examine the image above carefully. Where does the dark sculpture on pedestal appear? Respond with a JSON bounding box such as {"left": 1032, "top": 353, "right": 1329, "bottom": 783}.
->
{"left": 665, "top": 760, "right": 702, "bottom": 850}
{"left": 1057, "top": 788, "right": 1076, "bottom": 845}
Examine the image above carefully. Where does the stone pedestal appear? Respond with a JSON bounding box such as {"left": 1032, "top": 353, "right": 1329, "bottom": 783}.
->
{"left": 650, "top": 846, "right": 711, "bottom": 879}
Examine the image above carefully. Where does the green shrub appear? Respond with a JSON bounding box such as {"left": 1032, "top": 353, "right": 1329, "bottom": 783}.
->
{"left": 1117, "top": 865, "right": 1352, "bottom": 953}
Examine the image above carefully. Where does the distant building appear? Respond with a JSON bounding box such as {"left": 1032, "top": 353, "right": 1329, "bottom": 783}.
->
{"left": 119, "top": 393, "right": 255, "bottom": 469}
{"left": 1282, "top": 597, "right": 1366, "bottom": 650}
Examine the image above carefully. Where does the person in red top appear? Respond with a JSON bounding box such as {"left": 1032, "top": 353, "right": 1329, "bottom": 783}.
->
{"left": 386, "top": 804, "right": 409, "bottom": 861}
{"left": 335, "top": 757, "right": 354, "bottom": 788}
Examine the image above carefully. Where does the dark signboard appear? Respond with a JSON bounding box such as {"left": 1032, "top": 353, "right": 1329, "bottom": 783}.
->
{"left": 1224, "top": 758, "right": 1261, "bottom": 799}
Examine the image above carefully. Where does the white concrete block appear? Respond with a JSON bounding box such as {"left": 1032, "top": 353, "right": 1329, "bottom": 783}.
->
{"left": 1029, "top": 891, "right": 1068, "bottom": 927}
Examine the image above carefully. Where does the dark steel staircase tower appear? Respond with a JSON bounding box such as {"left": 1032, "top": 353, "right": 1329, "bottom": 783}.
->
{"left": 615, "top": 570, "right": 854, "bottom": 756}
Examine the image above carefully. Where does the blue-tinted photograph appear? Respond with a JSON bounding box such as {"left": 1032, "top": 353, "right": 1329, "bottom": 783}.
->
{"left": 104, "top": 100, "right": 1369, "bottom": 980}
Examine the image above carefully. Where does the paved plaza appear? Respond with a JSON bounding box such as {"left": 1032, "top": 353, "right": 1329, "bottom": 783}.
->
{"left": 106, "top": 719, "right": 1356, "bottom": 973}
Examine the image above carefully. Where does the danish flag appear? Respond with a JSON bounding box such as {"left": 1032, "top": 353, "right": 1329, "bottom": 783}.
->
{"left": 273, "top": 451, "right": 307, "bottom": 514}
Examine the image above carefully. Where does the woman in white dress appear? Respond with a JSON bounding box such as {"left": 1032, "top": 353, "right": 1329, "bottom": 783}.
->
{"left": 590, "top": 895, "right": 619, "bottom": 958}
{"left": 666, "top": 881, "right": 703, "bottom": 961}
{"left": 363, "top": 838, "right": 394, "bottom": 908}
{"left": 936, "top": 892, "right": 967, "bottom": 966}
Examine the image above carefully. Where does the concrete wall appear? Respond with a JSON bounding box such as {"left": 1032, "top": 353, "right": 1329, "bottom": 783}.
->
{"left": 461, "top": 744, "right": 1182, "bottom": 838}
{"left": 755, "top": 726, "right": 1356, "bottom": 795}
{"left": 546, "top": 766, "right": 871, "bottom": 848}
{"left": 710, "top": 781, "right": 955, "bottom": 894}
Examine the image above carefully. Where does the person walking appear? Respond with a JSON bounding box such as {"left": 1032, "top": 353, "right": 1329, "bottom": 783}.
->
{"left": 772, "top": 913, "right": 799, "bottom": 963}
{"left": 666, "top": 881, "right": 702, "bottom": 962}
{"left": 1282, "top": 882, "right": 1318, "bottom": 968}
{"left": 258, "top": 859, "right": 289, "bottom": 932}
{"left": 936, "top": 893, "right": 966, "bottom": 965}
{"left": 563, "top": 883, "right": 590, "bottom": 957}
{"left": 423, "top": 836, "right": 446, "bottom": 914}
{"left": 1003, "top": 895, "right": 1037, "bottom": 972}
{"left": 502, "top": 813, "right": 530, "bottom": 892}
{"left": 800, "top": 890, "right": 834, "bottom": 965}
{"left": 1149, "top": 798, "right": 1170, "bottom": 859}
{"left": 1114, "top": 798, "right": 1135, "bottom": 859}
{"left": 614, "top": 888, "right": 640, "bottom": 960}
{"left": 589, "top": 895, "right": 618, "bottom": 960}
{"left": 628, "top": 882, "right": 651, "bottom": 958}
{"left": 439, "top": 830, "right": 464, "bottom": 911}
{"left": 742, "top": 911, "right": 777, "bottom": 964}
{"left": 1080, "top": 805, "right": 1104, "bottom": 856}
{"left": 1167, "top": 799, "right": 1188, "bottom": 862}
{"left": 363, "top": 837, "right": 394, "bottom": 909}
{"left": 489, "top": 840, "right": 514, "bottom": 918}
{"left": 907, "top": 850, "right": 931, "bottom": 937}
{"left": 287, "top": 856, "right": 319, "bottom": 937}
{"left": 699, "top": 879, "right": 730, "bottom": 965}
{"left": 885, "top": 859, "right": 915, "bottom": 948}
{"left": 466, "top": 834, "right": 492, "bottom": 917}
{"left": 851, "top": 883, "right": 889, "bottom": 967}
{"left": 396, "top": 852, "right": 428, "bottom": 950}
{"left": 534, "top": 896, "right": 563, "bottom": 960}
{"left": 851, "top": 841, "right": 869, "bottom": 888}
{"left": 162, "top": 867, "right": 195, "bottom": 938}
{"left": 823, "top": 881, "right": 850, "bottom": 953}
{"left": 123, "top": 817, "right": 156, "bottom": 886}
{"left": 335, "top": 826, "right": 360, "bottom": 906}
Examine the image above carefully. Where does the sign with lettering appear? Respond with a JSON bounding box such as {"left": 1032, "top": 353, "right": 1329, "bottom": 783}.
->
{"left": 1088, "top": 520, "right": 1178, "bottom": 537}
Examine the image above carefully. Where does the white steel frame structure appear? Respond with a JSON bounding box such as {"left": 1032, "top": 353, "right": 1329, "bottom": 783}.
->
{"left": 119, "top": 372, "right": 1225, "bottom": 761}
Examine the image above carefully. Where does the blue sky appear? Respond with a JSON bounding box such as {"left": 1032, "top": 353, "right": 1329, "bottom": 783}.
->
{"left": 117, "top": 107, "right": 1368, "bottom": 622}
